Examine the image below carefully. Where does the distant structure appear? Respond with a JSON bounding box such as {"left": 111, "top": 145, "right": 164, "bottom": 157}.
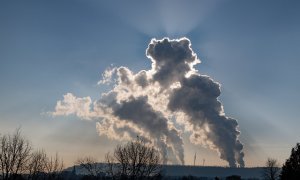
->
{"left": 194, "top": 152, "right": 197, "bottom": 166}
{"left": 203, "top": 159, "right": 205, "bottom": 166}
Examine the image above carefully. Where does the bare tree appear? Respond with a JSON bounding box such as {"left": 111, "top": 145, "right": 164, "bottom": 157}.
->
{"left": 105, "top": 138, "right": 162, "bottom": 180}
{"left": 44, "top": 153, "right": 64, "bottom": 180}
{"left": 105, "top": 152, "right": 117, "bottom": 178}
{"left": 262, "top": 158, "right": 281, "bottom": 180}
{"left": 0, "top": 129, "right": 64, "bottom": 180}
{"left": 0, "top": 128, "right": 32, "bottom": 180}
{"left": 27, "top": 149, "right": 47, "bottom": 180}
{"left": 27, "top": 150, "right": 64, "bottom": 180}
{"left": 76, "top": 156, "right": 102, "bottom": 177}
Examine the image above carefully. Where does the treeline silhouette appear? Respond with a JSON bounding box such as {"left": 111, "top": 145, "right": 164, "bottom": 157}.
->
{"left": 0, "top": 128, "right": 63, "bottom": 180}
{"left": 1, "top": 129, "right": 300, "bottom": 180}
{"left": 0, "top": 129, "right": 161, "bottom": 180}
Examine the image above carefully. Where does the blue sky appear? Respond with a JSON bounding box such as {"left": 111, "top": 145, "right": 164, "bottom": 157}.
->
{"left": 1, "top": 0, "right": 300, "bottom": 167}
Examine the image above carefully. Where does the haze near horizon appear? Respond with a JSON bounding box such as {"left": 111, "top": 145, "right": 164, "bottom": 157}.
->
{"left": 1, "top": 0, "right": 300, "bottom": 168}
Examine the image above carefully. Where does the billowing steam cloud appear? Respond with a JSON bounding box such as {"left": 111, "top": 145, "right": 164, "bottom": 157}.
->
{"left": 52, "top": 38, "right": 244, "bottom": 167}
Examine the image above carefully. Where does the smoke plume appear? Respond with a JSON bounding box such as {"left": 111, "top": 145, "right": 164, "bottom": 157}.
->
{"left": 52, "top": 38, "right": 244, "bottom": 167}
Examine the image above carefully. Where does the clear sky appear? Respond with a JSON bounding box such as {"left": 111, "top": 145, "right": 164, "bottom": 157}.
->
{"left": 1, "top": 0, "right": 300, "bottom": 167}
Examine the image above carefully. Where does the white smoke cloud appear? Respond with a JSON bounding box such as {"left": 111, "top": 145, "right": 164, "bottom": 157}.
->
{"left": 52, "top": 38, "right": 244, "bottom": 167}
{"left": 52, "top": 93, "right": 94, "bottom": 120}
